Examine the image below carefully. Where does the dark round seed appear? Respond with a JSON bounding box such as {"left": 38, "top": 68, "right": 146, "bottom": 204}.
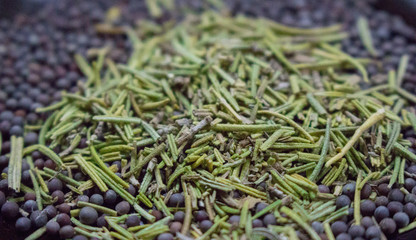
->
{"left": 128, "top": 184, "right": 136, "bottom": 196}
{"left": 389, "top": 188, "right": 404, "bottom": 203}
{"left": 252, "top": 219, "right": 264, "bottom": 228}
{"left": 51, "top": 190, "right": 64, "bottom": 204}
{"left": 115, "top": 201, "right": 130, "bottom": 215}
{"left": 405, "top": 178, "right": 416, "bottom": 191}
{"left": 263, "top": 214, "right": 277, "bottom": 226}
{"left": 104, "top": 190, "right": 117, "bottom": 205}
{"left": 311, "top": 221, "right": 324, "bottom": 234}
{"left": 97, "top": 215, "right": 108, "bottom": 228}
{"left": 375, "top": 196, "right": 389, "bottom": 207}
{"left": 336, "top": 195, "right": 351, "bottom": 209}
{"left": 47, "top": 178, "right": 63, "bottom": 193}
{"left": 174, "top": 211, "right": 185, "bottom": 222}
{"left": 57, "top": 203, "right": 71, "bottom": 214}
{"left": 360, "top": 200, "right": 376, "bottom": 216}
{"left": 405, "top": 194, "right": 416, "bottom": 204}
{"left": 331, "top": 221, "right": 348, "bottom": 236}
{"left": 360, "top": 184, "right": 372, "bottom": 199}
{"left": 255, "top": 202, "right": 268, "bottom": 213}
{"left": 77, "top": 195, "right": 89, "bottom": 203}
{"left": 73, "top": 235, "right": 88, "bottom": 240}
{"left": 59, "top": 225, "right": 75, "bottom": 239}
{"left": 24, "top": 192, "right": 36, "bottom": 202}
{"left": 44, "top": 160, "right": 56, "bottom": 170}
{"left": 342, "top": 183, "right": 356, "bottom": 199}
{"left": 393, "top": 212, "right": 409, "bottom": 228}
{"left": 361, "top": 216, "right": 374, "bottom": 229}
{"left": 15, "top": 217, "right": 31, "bottom": 232}
{"left": 199, "top": 220, "right": 213, "bottom": 232}
{"left": 79, "top": 206, "right": 98, "bottom": 225}
{"left": 126, "top": 215, "right": 141, "bottom": 227}
{"left": 228, "top": 215, "right": 240, "bottom": 225}
{"left": 1, "top": 201, "right": 20, "bottom": 219}
{"left": 380, "top": 218, "right": 396, "bottom": 235}
{"left": 388, "top": 201, "right": 404, "bottom": 215}
{"left": 56, "top": 213, "right": 71, "bottom": 226}
{"left": 31, "top": 210, "right": 48, "bottom": 228}
{"left": 404, "top": 202, "right": 416, "bottom": 220}
{"left": 318, "top": 185, "right": 330, "bottom": 193}
{"left": 169, "top": 221, "right": 182, "bottom": 233}
{"left": 374, "top": 206, "right": 389, "bottom": 222}
{"left": 151, "top": 210, "right": 163, "bottom": 221}
{"left": 377, "top": 183, "right": 390, "bottom": 196}
{"left": 90, "top": 194, "right": 104, "bottom": 205}
{"left": 348, "top": 225, "right": 365, "bottom": 238}
{"left": 0, "top": 191, "right": 4, "bottom": 207}
{"left": 195, "top": 210, "right": 209, "bottom": 222}
{"left": 44, "top": 205, "right": 57, "bottom": 219}
{"left": 157, "top": 233, "right": 174, "bottom": 240}
{"left": 335, "top": 233, "right": 351, "bottom": 240}
{"left": 168, "top": 193, "right": 184, "bottom": 207}
{"left": 365, "top": 226, "right": 381, "bottom": 239}
{"left": 23, "top": 199, "right": 38, "bottom": 213}
{"left": 46, "top": 220, "right": 60, "bottom": 235}
{"left": 34, "top": 159, "right": 44, "bottom": 169}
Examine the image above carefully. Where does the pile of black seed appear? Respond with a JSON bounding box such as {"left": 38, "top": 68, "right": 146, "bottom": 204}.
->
{"left": 1, "top": 0, "right": 416, "bottom": 239}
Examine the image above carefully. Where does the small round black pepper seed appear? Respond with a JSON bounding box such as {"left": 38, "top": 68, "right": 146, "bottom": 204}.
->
{"left": 73, "top": 235, "right": 88, "bottom": 240}
{"left": 318, "top": 185, "right": 330, "bottom": 193}
{"left": 47, "top": 178, "right": 63, "bottom": 193}
{"left": 374, "top": 206, "right": 389, "bottom": 222}
{"left": 405, "top": 178, "right": 416, "bottom": 191}
{"left": 104, "top": 190, "right": 117, "bottom": 205}
{"left": 199, "top": 220, "right": 213, "bottom": 232}
{"left": 51, "top": 190, "right": 64, "bottom": 204}
{"left": 151, "top": 209, "right": 163, "bottom": 221}
{"left": 34, "top": 159, "right": 44, "bottom": 169}
{"left": 375, "top": 196, "right": 389, "bottom": 207}
{"left": 1, "top": 201, "right": 19, "bottom": 219}
{"left": 79, "top": 206, "right": 98, "bottom": 225}
{"left": 46, "top": 220, "right": 60, "bottom": 235}
{"left": 44, "top": 160, "right": 56, "bottom": 170}
{"left": 335, "top": 233, "right": 351, "bottom": 240}
{"left": 126, "top": 215, "right": 140, "bottom": 227}
{"left": 389, "top": 188, "right": 405, "bottom": 202}
{"left": 57, "top": 203, "right": 71, "bottom": 214}
{"left": 263, "top": 214, "right": 277, "bottom": 226}
{"left": 31, "top": 210, "right": 48, "bottom": 228}
{"left": 168, "top": 193, "right": 184, "bottom": 207}
{"left": 15, "top": 217, "right": 31, "bottom": 232}
{"left": 9, "top": 125, "right": 23, "bottom": 136}
{"left": 59, "top": 225, "right": 75, "bottom": 239}
{"left": 90, "top": 194, "right": 104, "bottom": 205}
{"left": 380, "top": 218, "right": 396, "bottom": 235}
{"left": 388, "top": 201, "right": 404, "bottom": 215}
{"left": 24, "top": 132, "right": 38, "bottom": 145}
{"left": 405, "top": 194, "right": 416, "bottom": 204}
{"left": 56, "top": 213, "right": 71, "bottom": 226}
{"left": 157, "top": 233, "right": 174, "bottom": 240}
{"left": 115, "top": 201, "right": 130, "bottom": 215}
{"left": 174, "top": 211, "right": 185, "bottom": 222}
{"left": 360, "top": 200, "right": 376, "bottom": 216}
{"left": 393, "top": 212, "right": 409, "bottom": 228}
{"left": 377, "top": 183, "right": 390, "bottom": 196}
{"left": 128, "top": 184, "right": 136, "bottom": 196}
{"left": 44, "top": 205, "right": 57, "bottom": 219}
{"left": 342, "top": 183, "right": 356, "bottom": 199}
{"left": 255, "top": 202, "right": 268, "bottom": 213}
{"left": 404, "top": 202, "right": 416, "bottom": 220}
{"left": 360, "top": 184, "right": 371, "bottom": 199}
{"left": 195, "top": 210, "right": 210, "bottom": 222}
{"left": 311, "top": 221, "right": 324, "bottom": 234}
{"left": 23, "top": 199, "right": 38, "bottom": 213}
{"left": 331, "top": 221, "right": 348, "bottom": 236}
{"left": 228, "top": 215, "right": 240, "bottom": 225}
{"left": 336, "top": 195, "right": 351, "bottom": 209}
{"left": 348, "top": 225, "right": 365, "bottom": 238}
{"left": 97, "top": 215, "right": 108, "bottom": 228}
{"left": 252, "top": 219, "right": 264, "bottom": 228}
{"left": 365, "top": 226, "right": 381, "bottom": 239}
{"left": 169, "top": 221, "right": 182, "bottom": 233}
{"left": 77, "top": 195, "right": 89, "bottom": 203}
